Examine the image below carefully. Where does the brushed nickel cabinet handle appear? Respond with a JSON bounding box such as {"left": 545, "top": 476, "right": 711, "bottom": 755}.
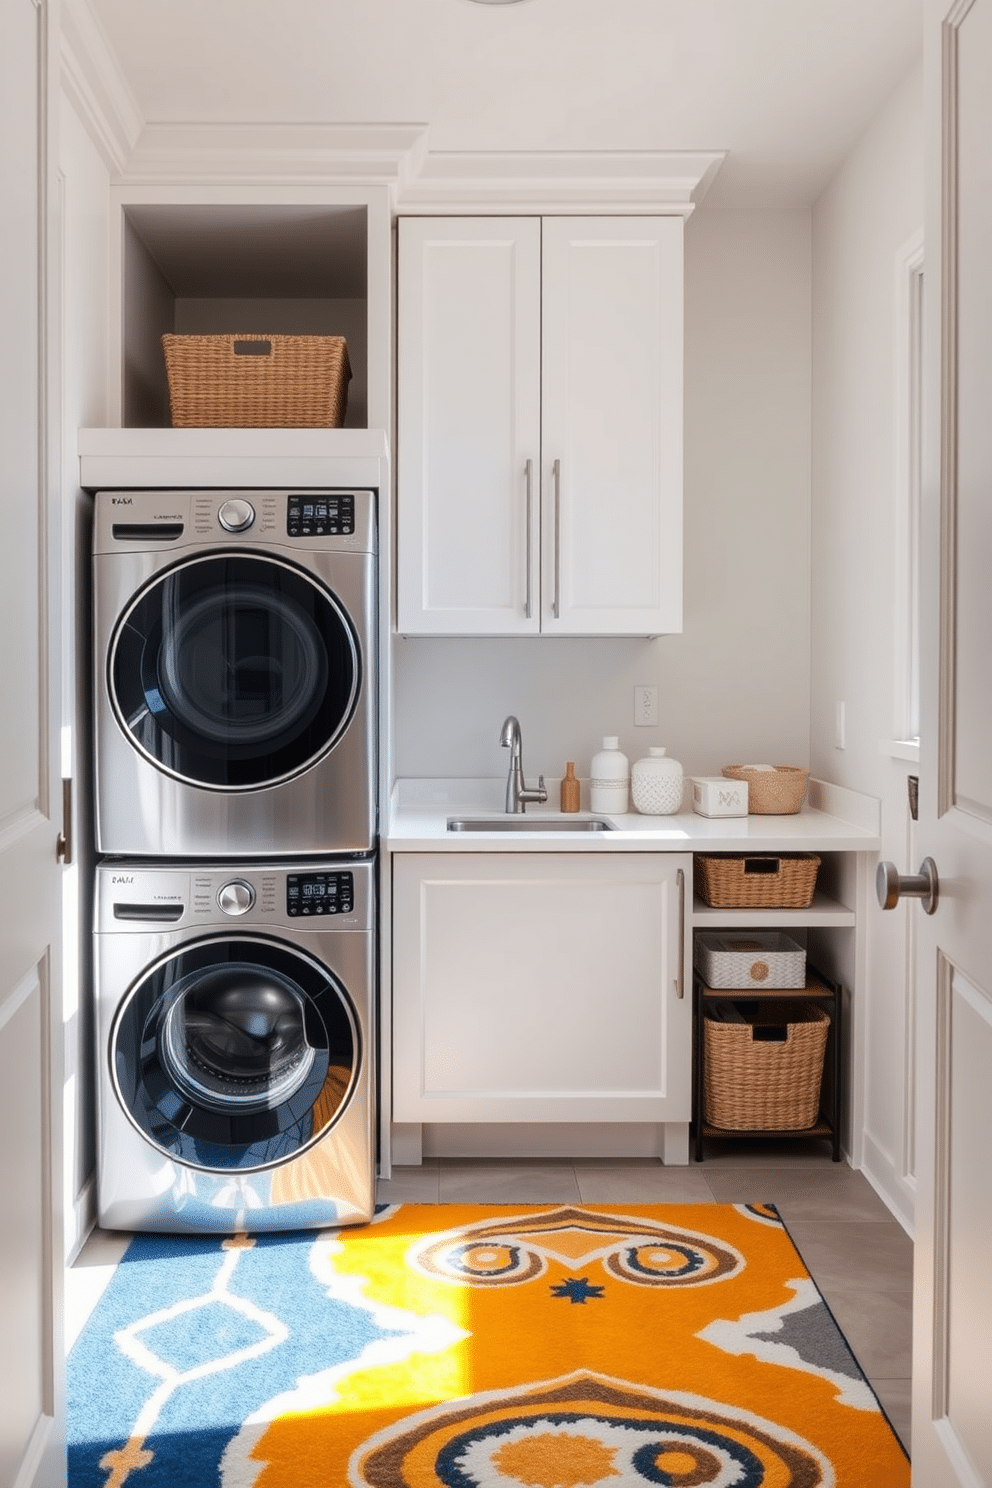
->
{"left": 524, "top": 458, "right": 533, "bottom": 619}
{"left": 552, "top": 458, "right": 561, "bottom": 619}
{"left": 675, "top": 866, "right": 685, "bottom": 998}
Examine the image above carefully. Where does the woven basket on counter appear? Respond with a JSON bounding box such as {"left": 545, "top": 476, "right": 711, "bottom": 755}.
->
{"left": 695, "top": 852, "right": 820, "bottom": 909}
{"left": 703, "top": 1000, "right": 829, "bottom": 1130}
{"left": 721, "top": 765, "right": 810, "bottom": 814}
{"left": 162, "top": 334, "right": 351, "bottom": 428}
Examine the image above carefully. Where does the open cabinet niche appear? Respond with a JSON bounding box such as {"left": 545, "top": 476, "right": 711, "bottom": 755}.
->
{"left": 118, "top": 198, "right": 381, "bottom": 430}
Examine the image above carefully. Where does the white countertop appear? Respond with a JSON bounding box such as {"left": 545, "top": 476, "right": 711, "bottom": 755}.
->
{"left": 385, "top": 777, "right": 882, "bottom": 854}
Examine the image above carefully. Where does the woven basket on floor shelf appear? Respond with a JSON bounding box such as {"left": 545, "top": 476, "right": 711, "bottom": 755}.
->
{"left": 703, "top": 1000, "right": 829, "bottom": 1130}
{"left": 695, "top": 852, "right": 820, "bottom": 909}
{"left": 721, "top": 764, "right": 810, "bottom": 814}
{"left": 162, "top": 333, "right": 351, "bottom": 428}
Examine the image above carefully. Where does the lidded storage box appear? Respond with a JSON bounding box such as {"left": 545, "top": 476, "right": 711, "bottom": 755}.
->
{"left": 162, "top": 333, "right": 351, "bottom": 428}
{"left": 703, "top": 1001, "right": 829, "bottom": 1130}
{"left": 695, "top": 853, "right": 820, "bottom": 909}
{"left": 690, "top": 776, "right": 748, "bottom": 818}
{"left": 694, "top": 931, "right": 806, "bottom": 990}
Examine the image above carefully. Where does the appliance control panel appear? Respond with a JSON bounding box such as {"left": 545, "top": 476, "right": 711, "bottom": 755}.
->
{"left": 286, "top": 493, "right": 355, "bottom": 538}
{"left": 286, "top": 871, "right": 354, "bottom": 916}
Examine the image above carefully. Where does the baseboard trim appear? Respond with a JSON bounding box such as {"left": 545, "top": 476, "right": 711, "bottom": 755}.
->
{"left": 859, "top": 1131, "right": 916, "bottom": 1238}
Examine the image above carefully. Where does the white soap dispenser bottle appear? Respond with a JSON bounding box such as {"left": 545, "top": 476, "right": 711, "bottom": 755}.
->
{"left": 589, "top": 737, "right": 630, "bottom": 814}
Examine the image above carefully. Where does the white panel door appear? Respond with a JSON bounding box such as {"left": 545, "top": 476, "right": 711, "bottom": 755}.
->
{"left": 540, "top": 217, "right": 683, "bottom": 636}
{"left": 397, "top": 217, "right": 542, "bottom": 634}
{"left": 392, "top": 852, "right": 691, "bottom": 1125}
{"left": 0, "top": 2, "right": 65, "bottom": 1486}
{"left": 913, "top": 1, "right": 992, "bottom": 1480}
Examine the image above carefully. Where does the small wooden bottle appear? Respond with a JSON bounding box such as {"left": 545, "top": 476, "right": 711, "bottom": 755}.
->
{"left": 560, "top": 761, "right": 580, "bottom": 813}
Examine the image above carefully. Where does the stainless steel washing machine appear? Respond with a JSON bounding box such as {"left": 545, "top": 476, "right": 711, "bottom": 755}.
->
{"left": 94, "top": 858, "right": 375, "bottom": 1233}
{"left": 93, "top": 487, "right": 376, "bottom": 857}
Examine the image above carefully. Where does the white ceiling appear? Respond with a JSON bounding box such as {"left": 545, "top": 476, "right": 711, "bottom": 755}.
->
{"left": 87, "top": 0, "right": 923, "bottom": 208}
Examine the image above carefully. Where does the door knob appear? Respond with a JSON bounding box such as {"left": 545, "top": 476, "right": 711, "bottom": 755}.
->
{"left": 876, "top": 857, "right": 939, "bottom": 915}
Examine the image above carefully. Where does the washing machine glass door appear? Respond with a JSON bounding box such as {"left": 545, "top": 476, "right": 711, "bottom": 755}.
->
{"left": 111, "top": 937, "right": 360, "bottom": 1171}
{"left": 109, "top": 553, "right": 360, "bottom": 789}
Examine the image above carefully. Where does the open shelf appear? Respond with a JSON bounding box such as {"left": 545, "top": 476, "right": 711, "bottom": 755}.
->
{"left": 693, "top": 967, "right": 843, "bottom": 1162}
{"left": 691, "top": 888, "right": 855, "bottom": 929}
{"left": 120, "top": 202, "right": 371, "bottom": 429}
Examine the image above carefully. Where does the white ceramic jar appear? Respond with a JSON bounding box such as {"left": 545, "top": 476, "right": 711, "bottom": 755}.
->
{"left": 631, "top": 746, "right": 684, "bottom": 815}
{"left": 589, "top": 737, "right": 630, "bottom": 814}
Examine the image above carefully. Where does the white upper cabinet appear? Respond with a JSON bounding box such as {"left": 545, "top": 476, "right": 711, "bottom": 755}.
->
{"left": 397, "top": 216, "right": 684, "bottom": 636}
{"left": 397, "top": 217, "right": 542, "bottom": 632}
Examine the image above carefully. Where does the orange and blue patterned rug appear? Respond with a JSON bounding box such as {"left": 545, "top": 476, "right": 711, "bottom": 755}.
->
{"left": 67, "top": 1202, "right": 910, "bottom": 1486}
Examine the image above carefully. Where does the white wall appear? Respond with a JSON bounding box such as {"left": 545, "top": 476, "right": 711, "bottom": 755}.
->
{"left": 58, "top": 95, "right": 112, "bottom": 1260}
{"left": 810, "top": 62, "right": 923, "bottom": 1229}
{"left": 392, "top": 208, "right": 813, "bottom": 790}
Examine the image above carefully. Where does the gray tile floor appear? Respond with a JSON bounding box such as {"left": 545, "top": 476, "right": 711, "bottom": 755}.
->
{"left": 377, "top": 1139, "right": 914, "bottom": 1456}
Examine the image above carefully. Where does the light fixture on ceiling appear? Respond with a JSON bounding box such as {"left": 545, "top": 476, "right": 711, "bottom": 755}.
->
{"left": 466, "top": 0, "right": 529, "bottom": 5}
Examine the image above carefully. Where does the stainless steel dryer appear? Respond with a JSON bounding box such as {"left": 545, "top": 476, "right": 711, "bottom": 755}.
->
{"left": 94, "top": 858, "right": 375, "bottom": 1233}
{"left": 93, "top": 487, "right": 376, "bottom": 857}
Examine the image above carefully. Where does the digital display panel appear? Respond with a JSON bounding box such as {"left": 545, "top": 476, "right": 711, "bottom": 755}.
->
{"left": 287, "top": 872, "right": 354, "bottom": 915}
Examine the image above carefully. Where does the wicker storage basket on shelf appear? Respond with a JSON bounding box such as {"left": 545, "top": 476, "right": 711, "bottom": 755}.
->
{"left": 162, "top": 334, "right": 351, "bottom": 428}
{"left": 695, "top": 853, "right": 820, "bottom": 908}
{"left": 721, "top": 765, "right": 810, "bottom": 814}
{"left": 703, "top": 1000, "right": 829, "bottom": 1130}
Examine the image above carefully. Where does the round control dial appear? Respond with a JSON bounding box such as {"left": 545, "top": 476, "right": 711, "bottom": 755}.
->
{"left": 218, "top": 498, "right": 256, "bottom": 533}
{"left": 217, "top": 879, "right": 255, "bottom": 916}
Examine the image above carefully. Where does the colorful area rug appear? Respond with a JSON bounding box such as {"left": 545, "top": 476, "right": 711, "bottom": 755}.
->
{"left": 68, "top": 1202, "right": 909, "bottom": 1486}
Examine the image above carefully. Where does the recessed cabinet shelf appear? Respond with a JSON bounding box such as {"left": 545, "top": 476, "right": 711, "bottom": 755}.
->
{"left": 110, "top": 190, "right": 391, "bottom": 433}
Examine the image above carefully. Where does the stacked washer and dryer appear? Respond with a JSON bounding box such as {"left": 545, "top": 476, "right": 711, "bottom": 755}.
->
{"left": 91, "top": 484, "right": 378, "bottom": 1233}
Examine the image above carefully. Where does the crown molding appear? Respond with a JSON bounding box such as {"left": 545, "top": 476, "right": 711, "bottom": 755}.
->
{"left": 59, "top": 0, "right": 143, "bottom": 173}
{"left": 54, "top": 9, "right": 724, "bottom": 220}
{"left": 121, "top": 122, "right": 429, "bottom": 195}
{"left": 395, "top": 149, "right": 726, "bottom": 216}
{"left": 118, "top": 133, "right": 722, "bottom": 214}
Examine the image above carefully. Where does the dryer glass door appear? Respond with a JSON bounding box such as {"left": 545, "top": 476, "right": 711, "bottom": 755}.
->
{"left": 109, "top": 554, "right": 360, "bottom": 789}
{"left": 111, "top": 937, "right": 359, "bottom": 1171}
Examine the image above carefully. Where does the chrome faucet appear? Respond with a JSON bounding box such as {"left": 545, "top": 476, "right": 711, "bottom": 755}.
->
{"left": 499, "top": 715, "right": 548, "bottom": 813}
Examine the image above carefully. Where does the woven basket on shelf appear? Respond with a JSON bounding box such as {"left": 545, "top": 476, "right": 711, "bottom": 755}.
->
{"left": 162, "top": 334, "right": 351, "bottom": 428}
{"left": 704, "top": 1000, "right": 829, "bottom": 1130}
{"left": 721, "top": 765, "right": 810, "bottom": 814}
{"left": 695, "top": 853, "right": 820, "bottom": 908}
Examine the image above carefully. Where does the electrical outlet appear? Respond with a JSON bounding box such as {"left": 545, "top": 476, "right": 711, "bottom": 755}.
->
{"left": 634, "top": 685, "right": 659, "bottom": 727}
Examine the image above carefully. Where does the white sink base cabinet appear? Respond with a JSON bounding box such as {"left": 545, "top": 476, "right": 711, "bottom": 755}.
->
{"left": 392, "top": 853, "right": 691, "bottom": 1162}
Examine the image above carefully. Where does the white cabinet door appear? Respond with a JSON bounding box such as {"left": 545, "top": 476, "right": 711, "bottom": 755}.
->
{"left": 397, "top": 218, "right": 542, "bottom": 634}
{"left": 392, "top": 853, "right": 691, "bottom": 1123}
{"left": 397, "top": 216, "right": 683, "bottom": 636}
{"left": 541, "top": 217, "right": 683, "bottom": 636}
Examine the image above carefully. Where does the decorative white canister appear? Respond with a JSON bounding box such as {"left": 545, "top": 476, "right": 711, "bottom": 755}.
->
{"left": 589, "top": 737, "right": 630, "bottom": 814}
{"left": 631, "top": 747, "right": 684, "bottom": 815}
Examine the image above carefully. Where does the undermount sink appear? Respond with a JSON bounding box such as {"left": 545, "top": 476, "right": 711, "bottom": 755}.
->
{"left": 446, "top": 816, "right": 615, "bottom": 833}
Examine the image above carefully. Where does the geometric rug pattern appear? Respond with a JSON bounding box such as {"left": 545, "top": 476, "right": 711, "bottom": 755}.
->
{"left": 67, "top": 1202, "right": 910, "bottom": 1486}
